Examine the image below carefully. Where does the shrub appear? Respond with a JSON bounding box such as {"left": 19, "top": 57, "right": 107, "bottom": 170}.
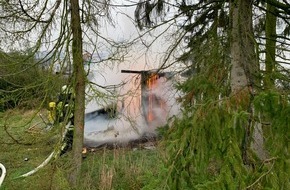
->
{"left": 0, "top": 50, "right": 67, "bottom": 111}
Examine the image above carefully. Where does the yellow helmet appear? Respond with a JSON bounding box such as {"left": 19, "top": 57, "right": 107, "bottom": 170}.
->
{"left": 49, "top": 102, "right": 56, "bottom": 108}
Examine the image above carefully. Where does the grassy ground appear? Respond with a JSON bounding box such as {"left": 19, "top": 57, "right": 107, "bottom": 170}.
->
{"left": 0, "top": 109, "right": 163, "bottom": 190}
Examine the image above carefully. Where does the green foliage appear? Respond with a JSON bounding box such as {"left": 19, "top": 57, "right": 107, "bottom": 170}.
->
{"left": 134, "top": 1, "right": 289, "bottom": 189}
{"left": 151, "top": 90, "right": 289, "bottom": 189}
{"left": 253, "top": 91, "right": 290, "bottom": 189}
{"left": 0, "top": 50, "right": 66, "bottom": 111}
{"left": 158, "top": 101, "right": 249, "bottom": 189}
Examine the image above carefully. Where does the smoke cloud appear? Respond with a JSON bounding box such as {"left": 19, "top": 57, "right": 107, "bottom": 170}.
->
{"left": 83, "top": 63, "right": 181, "bottom": 147}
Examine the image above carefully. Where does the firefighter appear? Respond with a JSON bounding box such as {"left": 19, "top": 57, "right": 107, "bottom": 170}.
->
{"left": 56, "top": 85, "right": 74, "bottom": 124}
{"left": 56, "top": 85, "right": 75, "bottom": 156}
{"left": 48, "top": 102, "right": 56, "bottom": 125}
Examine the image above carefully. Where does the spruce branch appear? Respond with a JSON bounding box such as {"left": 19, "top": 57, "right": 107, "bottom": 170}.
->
{"left": 246, "top": 161, "right": 275, "bottom": 189}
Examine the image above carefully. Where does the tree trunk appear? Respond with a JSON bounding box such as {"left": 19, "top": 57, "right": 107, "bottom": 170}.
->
{"left": 230, "top": 0, "right": 266, "bottom": 163}
{"left": 230, "top": 0, "right": 257, "bottom": 93}
{"left": 69, "top": 0, "right": 85, "bottom": 187}
{"left": 264, "top": 3, "right": 277, "bottom": 89}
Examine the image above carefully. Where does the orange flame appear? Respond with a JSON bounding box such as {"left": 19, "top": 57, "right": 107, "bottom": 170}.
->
{"left": 146, "top": 73, "right": 159, "bottom": 122}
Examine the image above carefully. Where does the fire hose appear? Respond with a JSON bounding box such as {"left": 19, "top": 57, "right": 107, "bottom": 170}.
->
{"left": 0, "top": 163, "right": 6, "bottom": 187}
{"left": 1, "top": 122, "right": 70, "bottom": 185}
{"left": 15, "top": 122, "right": 71, "bottom": 179}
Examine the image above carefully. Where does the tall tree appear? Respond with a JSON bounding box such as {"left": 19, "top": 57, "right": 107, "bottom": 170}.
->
{"left": 69, "top": 0, "right": 85, "bottom": 186}
{"left": 264, "top": 2, "right": 277, "bottom": 89}
{"left": 229, "top": 0, "right": 264, "bottom": 163}
{"left": 255, "top": 0, "right": 290, "bottom": 90}
{"left": 230, "top": 0, "right": 258, "bottom": 93}
{"left": 135, "top": 0, "right": 289, "bottom": 188}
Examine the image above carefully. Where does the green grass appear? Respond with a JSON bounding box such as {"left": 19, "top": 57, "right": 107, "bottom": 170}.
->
{"left": 0, "top": 109, "right": 163, "bottom": 190}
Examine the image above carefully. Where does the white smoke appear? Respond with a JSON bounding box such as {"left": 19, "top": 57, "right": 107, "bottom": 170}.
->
{"left": 83, "top": 64, "right": 181, "bottom": 147}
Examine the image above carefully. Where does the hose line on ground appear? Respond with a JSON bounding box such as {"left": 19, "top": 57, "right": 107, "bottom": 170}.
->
{"left": 15, "top": 122, "right": 71, "bottom": 179}
{"left": 0, "top": 163, "right": 7, "bottom": 187}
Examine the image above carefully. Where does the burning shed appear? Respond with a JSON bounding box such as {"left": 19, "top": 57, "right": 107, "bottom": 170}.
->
{"left": 84, "top": 69, "right": 178, "bottom": 147}
{"left": 121, "top": 69, "right": 173, "bottom": 127}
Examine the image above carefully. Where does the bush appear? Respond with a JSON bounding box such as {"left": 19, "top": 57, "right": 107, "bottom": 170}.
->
{"left": 0, "top": 50, "right": 67, "bottom": 111}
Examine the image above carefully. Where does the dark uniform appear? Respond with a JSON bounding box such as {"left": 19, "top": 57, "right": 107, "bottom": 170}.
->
{"left": 57, "top": 85, "right": 75, "bottom": 156}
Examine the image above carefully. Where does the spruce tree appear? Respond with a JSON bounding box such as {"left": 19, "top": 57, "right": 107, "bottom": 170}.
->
{"left": 135, "top": 0, "right": 289, "bottom": 189}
